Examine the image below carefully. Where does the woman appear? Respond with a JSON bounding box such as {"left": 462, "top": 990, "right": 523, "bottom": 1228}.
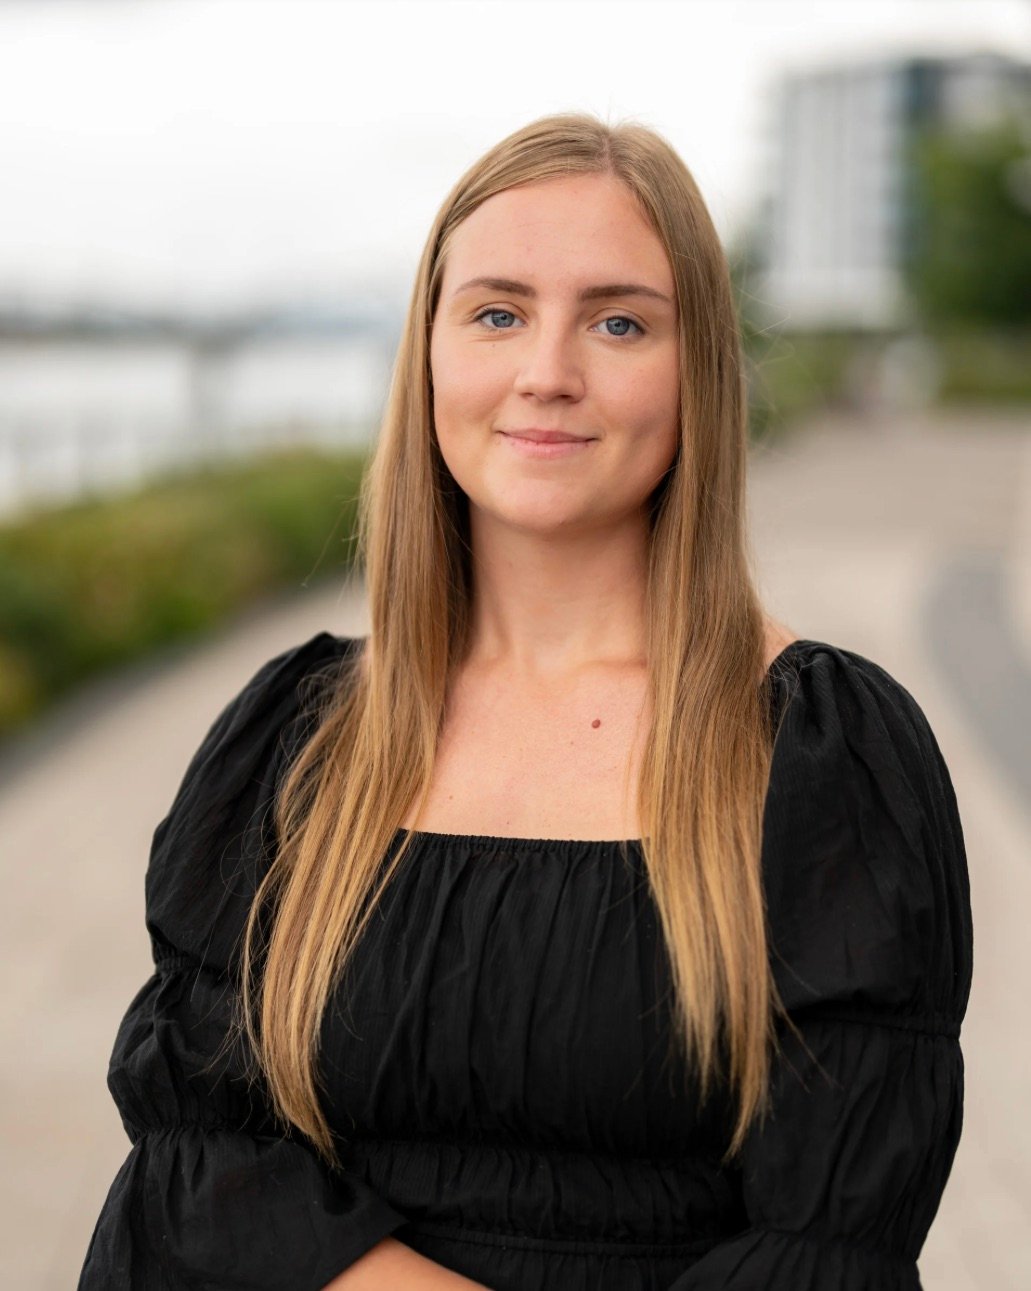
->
{"left": 79, "top": 113, "right": 972, "bottom": 1290}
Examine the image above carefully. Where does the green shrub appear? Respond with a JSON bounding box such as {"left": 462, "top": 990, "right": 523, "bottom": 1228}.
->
{"left": 745, "top": 329, "right": 858, "bottom": 436}
{"left": 933, "top": 328, "right": 1031, "bottom": 404}
{"left": 0, "top": 447, "right": 368, "bottom": 740}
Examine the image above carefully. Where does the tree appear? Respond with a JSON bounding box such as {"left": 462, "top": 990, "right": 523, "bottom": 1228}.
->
{"left": 905, "top": 116, "right": 1031, "bottom": 328}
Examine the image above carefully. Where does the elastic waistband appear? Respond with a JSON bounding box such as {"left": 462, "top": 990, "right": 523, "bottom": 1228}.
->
{"left": 403, "top": 1218, "right": 720, "bottom": 1259}
{"left": 338, "top": 1134, "right": 745, "bottom": 1250}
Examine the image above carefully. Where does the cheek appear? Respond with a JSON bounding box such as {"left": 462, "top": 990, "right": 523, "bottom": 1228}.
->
{"left": 431, "top": 336, "right": 502, "bottom": 424}
{"left": 609, "top": 356, "right": 679, "bottom": 488}
{"left": 612, "top": 352, "right": 679, "bottom": 438}
{"left": 430, "top": 339, "right": 492, "bottom": 485}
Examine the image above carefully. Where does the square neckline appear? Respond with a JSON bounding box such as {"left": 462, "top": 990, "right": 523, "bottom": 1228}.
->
{"left": 392, "top": 637, "right": 814, "bottom": 852}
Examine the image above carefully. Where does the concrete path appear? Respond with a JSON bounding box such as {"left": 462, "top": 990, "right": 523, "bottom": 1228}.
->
{"left": 1, "top": 409, "right": 1028, "bottom": 1289}
{"left": 749, "top": 409, "right": 1031, "bottom": 1290}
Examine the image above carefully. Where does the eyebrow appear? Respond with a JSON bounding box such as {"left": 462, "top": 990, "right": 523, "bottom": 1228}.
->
{"left": 452, "top": 275, "right": 674, "bottom": 305}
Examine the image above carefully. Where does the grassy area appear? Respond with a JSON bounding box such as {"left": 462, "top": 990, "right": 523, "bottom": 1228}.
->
{"left": 743, "top": 325, "right": 1031, "bottom": 431}
{"left": 933, "top": 329, "right": 1031, "bottom": 405}
{"left": 0, "top": 447, "right": 368, "bottom": 740}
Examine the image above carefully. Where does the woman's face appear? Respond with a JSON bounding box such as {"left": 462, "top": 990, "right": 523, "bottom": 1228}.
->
{"left": 429, "top": 171, "right": 680, "bottom": 540}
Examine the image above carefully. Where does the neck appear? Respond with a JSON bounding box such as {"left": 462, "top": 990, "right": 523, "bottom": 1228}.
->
{"left": 463, "top": 509, "right": 651, "bottom": 680}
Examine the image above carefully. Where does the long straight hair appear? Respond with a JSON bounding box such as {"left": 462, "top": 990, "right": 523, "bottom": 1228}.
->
{"left": 239, "top": 112, "right": 795, "bottom": 1167}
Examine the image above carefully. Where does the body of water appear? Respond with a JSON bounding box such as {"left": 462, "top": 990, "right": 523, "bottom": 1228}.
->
{"left": 0, "top": 333, "right": 393, "bottom": 517}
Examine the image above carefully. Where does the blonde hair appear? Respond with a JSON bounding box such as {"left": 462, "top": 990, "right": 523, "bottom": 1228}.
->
{"left": 240, "top": 111, "right": 795, "bottom": 1167}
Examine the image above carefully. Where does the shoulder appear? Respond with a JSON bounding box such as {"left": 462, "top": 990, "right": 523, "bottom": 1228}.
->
{"left": 763, "top": 639, "right": 973, "bottom": 1028}
{"left": 767, "top": 638, "right": 950, "bottom": 797}
{"left": 144, "top": 630, "right": 361, "bottom": 968}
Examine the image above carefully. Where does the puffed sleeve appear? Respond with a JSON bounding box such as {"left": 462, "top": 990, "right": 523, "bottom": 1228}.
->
{"left": 668, "top": 644, "right": 973, "bottom": 1290}
{"left": 78, "top": 632, "right": 410, "bottom": 1291}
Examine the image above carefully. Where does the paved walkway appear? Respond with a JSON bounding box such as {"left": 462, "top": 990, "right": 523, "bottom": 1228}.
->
{"left": 749, "top": 410, "right": 1031, "bottom": 1290}
{"left": 1, "top": 410, "right": 1028, "bottom": 1289}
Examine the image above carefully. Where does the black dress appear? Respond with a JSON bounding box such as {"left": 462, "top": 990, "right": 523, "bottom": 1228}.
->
{"left": 78, "top": 633, "right": 973, "bottom": 1291}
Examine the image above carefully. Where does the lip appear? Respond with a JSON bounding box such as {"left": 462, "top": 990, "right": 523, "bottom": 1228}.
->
{"left": 499, "top": 429, "right": 594, "bottom": 444}
{"left": 498, "top": 429, "right": 596, "bottom": 460}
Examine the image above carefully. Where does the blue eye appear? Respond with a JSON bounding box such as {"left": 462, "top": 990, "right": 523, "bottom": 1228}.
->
{"left": 475, "top": 309, "right": 520, "bottom": 330}
{"left": 601, "top": 316, "right": 640, "bottom": 337}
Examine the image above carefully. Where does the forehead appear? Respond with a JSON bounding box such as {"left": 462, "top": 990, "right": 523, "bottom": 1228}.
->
{"left": 441, "top": 172, "right": 673, "bottom": 291}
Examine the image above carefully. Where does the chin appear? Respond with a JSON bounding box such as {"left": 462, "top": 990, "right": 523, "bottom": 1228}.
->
{"left": 475, "top": 500, "right": 590, "bottom": 537}
{"left": 504, "top": 512, "right": 582, "bottom": 535}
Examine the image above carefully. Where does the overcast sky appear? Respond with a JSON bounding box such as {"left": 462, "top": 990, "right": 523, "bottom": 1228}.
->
{"left": 1, "top": 0, "right": 1028, "bottom": 311}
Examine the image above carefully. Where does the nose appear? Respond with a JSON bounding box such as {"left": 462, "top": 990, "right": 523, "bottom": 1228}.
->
{"left": 512, "top": 321, "right": 586, "bottom": 402}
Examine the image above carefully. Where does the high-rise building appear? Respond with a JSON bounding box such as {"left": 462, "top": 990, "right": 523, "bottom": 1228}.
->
{"left": 752, "top": 51, "right": 1031, "bottom": 331}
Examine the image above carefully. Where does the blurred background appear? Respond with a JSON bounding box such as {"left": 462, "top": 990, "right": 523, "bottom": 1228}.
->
{"left": 0, "top": 0, "right": 1028, "bottom": 1286}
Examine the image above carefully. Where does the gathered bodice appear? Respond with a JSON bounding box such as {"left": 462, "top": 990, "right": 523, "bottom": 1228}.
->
{"left": 79, "top": 632, "right": 972, "bottom": 1291}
